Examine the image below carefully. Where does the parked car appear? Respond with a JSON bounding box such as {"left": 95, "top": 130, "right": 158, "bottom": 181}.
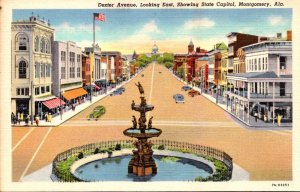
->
{"left": 181, "top": 85, "right": 192, "bottom": 91}
{"left": 117, "top": 87, "right": 125, "bottom": 92}
{"left": 110, "top": 89, "right": 123, "bottom": 96}
{"left": 188, "top": 89, "right": 201, "bottom": 97}
{"left": 173, "top": 94, "right": 185, "bottom": 103}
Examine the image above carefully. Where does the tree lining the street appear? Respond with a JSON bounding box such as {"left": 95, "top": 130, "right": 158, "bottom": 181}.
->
{"left": 133, "top": 52, "right": 174, "bottom": 69}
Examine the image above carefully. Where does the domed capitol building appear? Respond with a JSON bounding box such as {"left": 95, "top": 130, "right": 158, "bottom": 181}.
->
{"left": 151, "top": 42, "right": 159, "bottom": 55}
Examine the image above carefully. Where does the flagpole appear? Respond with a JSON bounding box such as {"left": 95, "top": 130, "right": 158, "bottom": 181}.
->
{"left": 91, "top": 13, "right": 96, "bottom": 103}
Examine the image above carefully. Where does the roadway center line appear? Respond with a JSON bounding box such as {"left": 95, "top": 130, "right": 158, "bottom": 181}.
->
{"left": 147, "top": 62, "right": 155, "bottom": 120}
{"left": 19, "top": 127, "right": 53, "bottom": 181}
{"left": 12, "top": 127, "right": 36, "bottom": 152}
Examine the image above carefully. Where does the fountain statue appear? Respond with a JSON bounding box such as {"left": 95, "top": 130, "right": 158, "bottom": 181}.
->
{"left": 123, "top": 82, "right": 162, "bottom": 176}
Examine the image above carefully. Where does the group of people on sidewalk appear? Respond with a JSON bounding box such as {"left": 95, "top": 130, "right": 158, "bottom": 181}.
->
{"left": 11, "top": 112, "right": 53, "bottom": 126}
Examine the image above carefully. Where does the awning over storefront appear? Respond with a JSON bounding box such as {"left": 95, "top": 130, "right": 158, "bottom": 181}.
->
{"left": 42, "top": 98, "right": 65, "bottom": 109}
{"left": 92, "top": 83, "right": 101, "bottom": 90}
{"left": 63, "top": 87, "right": 88, "bottom": 101}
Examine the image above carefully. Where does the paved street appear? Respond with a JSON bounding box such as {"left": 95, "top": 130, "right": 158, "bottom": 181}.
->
{"left": 12, "top": 63, "right": 292, "bottom": 182}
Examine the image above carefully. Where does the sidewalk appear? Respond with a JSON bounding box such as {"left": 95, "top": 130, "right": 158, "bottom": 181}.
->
{"left": 12, "top": 70, "right": 143, "bottom": 127}
{"left": 170, "top": 71, "right": 292, "bottom": 129}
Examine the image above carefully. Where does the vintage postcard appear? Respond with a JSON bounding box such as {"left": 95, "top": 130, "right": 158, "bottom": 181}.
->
{"left": 0, "top": 0, "right": 299, "bottom": 191}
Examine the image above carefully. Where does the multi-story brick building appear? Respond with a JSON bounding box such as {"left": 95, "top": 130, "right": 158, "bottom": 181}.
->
{"left": 101, "top": 51, "right": 122, "bottom": 83}
{"left": 226, "top": 32, "right": 259, "bottom": 74}
{"left": 186, "top": 41, "right": 208, "bottom": 82}
{"left": 11, "top": 16, "right": 57, "bottom": 117}
{"left": 82, "top": 53, "right": 91, "bottom": 86}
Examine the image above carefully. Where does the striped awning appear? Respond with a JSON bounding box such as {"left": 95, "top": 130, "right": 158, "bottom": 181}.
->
{"left": 42, "top": 98, "right": 65, "bottom": 109}
{"left": 63, "top": 87, "right": 88, "bottom": 101}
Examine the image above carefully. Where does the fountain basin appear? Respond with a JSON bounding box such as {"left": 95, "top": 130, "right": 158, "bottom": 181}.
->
{"left": 132, "top": 104, "right": 154, "bottom": 112}
{"left": 71, "top": 149, "right": 215, "bottom": 181}
{"left": 123, "top": 128, "right": 162, "bottom": 138}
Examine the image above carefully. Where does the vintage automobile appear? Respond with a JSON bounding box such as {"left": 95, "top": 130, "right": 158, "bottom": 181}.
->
{"left": 188, "top": 89, "right": 201, "bottom": 97}
{"left": 181, "top": 85, "right": 192, "bottom": 91}
{"left": 173, "top": 94, "right": 185, "bottom": 103}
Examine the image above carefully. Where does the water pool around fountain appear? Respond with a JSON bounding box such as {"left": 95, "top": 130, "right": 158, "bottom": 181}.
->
{"left": 73, "top": 154, "right": 213, "bottom": 181}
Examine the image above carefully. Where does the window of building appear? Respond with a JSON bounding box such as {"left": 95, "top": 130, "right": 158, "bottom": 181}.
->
{"left": 280, "top": 56, "right": 286, "bottom": 69}
{"left": 34, "top": 37, "right": 39, "bottom": 52}
{"left": 61, "top": 67, "right": 66, "bottom": 79}
{"left": 18, "top": 60, "right": 27, "bottom": 79}
{"left": 35, "top": 63, "right": 40, "bottom": 78}
{"left": 280, "top": 82, "right": 285, "bottom": 96}
{"left": 46, "top": 64, "right": 51, "bottom": 77}
{"left": 70, "top": 67, "right": 75, "bottom": 78}
{"left": 45, "top": 40, "right": 51, "bottom": 54}
{"left": 41, "top": 86, "right": 45, "bottom": 94}
{"left": 77, "top": 54, "right": 81, "bottom": 63}
{"left": 40, "top": 38, "right": 45, "bottom": 53}
{"left": 70, "top": 52, "right": 75, "bottom": 63}
{"left": 61, "top": 51, "right": 66, "bottom": 62}
{"left": 46, "top": 86, "right": 50, "bottom": 92}
{"left": 35, "top": 87, "right": 40, "bottom": 95}
{"left": 77, "top": 67, "right": 80, "bottom": 78}
{"left": 41, "top": 63, "right": 45, "bottom": 77}
{"left": 16, "top": 88, "right": 29, "bottom": 96}
{"left": 18, "top": 35, "right": 28, "bottom": 51}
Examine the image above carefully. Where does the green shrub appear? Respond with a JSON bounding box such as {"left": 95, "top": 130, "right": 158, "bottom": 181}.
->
{"left": 158, "top": 145, "right": 165, "bottom": 150}
{"left": 94, "top": 148, "right": 100, "bottom": 154}
{"left": 77, "top": 152, "right": 84, "bottom": 159}
{"left": 115, "top": 144, "right": 122, "bottom": 151}
{"left": 56, "top": 156, "right": 78, "bottom": 181}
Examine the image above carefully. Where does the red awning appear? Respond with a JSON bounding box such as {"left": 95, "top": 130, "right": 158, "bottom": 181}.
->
{"left": 93, "top": 84, "right": 101, "bottom": 90}
{"left": 42, "top": 98, "right": 65, "bottom": 109}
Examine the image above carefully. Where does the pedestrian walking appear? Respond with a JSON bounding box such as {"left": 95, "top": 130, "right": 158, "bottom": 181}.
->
{"left": 48, "top": 113, "right": 52, "bottom": 122}
{"left": 11, "top": 112, "right": 15, "bottom": 124}
{"left": 277, "top": 114, "right": 282, "bottom": 126}
{"left": 20, "top": 112, "right": 24, "bottom": 122}
{"left": 35, "top": 115, "right": 40, "bottom": 126}
{"left": 264, "top": 112, "right": 268, "bottom": 123}
{"left": 254, "top": 111, "right": 258, "bottom": 122}
{"left": 45, "top": 112, "right": 48, "bottom": 122}
{"left": 25, "top": 114, "right": 29, "bottom": 126}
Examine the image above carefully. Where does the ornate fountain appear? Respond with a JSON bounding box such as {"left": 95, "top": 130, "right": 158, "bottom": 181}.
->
{"left": 123, "top": 82, "right": 162, "bottom": 177}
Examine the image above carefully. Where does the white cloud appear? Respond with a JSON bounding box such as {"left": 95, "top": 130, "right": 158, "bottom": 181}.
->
{"left": 54, "top": 22, "right": 101, "bottom": 34}
{"left": 183, "top": 18, "right": 215, "bottom": 30}
{"left": 267, "top": 16, "right": 284, "bottom": 26}
{"left": 140, "top": 20, "right": 161, "bottom": 34}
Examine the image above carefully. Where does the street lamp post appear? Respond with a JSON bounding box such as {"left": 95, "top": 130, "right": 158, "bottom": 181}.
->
{"left": 30, "top": 81, "right": 34, "bottom": 125}
{"left": 60, "top": 78, "right": 63, "bottom": 120}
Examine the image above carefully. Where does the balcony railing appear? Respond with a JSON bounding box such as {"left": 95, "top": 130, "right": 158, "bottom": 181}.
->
{"left": 227, "top": 90, "right": 292, "bottom": 99}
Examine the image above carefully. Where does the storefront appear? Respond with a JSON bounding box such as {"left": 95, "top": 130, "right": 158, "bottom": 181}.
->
{"left": 62, "top": 87, "right": 88, "bottom": 106}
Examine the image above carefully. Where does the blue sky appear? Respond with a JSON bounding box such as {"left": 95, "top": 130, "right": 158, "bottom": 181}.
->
{"left": 13, "top": 9, "right": 292, "bottom": 54}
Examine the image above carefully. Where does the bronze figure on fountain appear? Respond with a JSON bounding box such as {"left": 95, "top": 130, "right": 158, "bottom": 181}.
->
{"left": 123, "top": 82, "right": 162, "bottom": 177}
